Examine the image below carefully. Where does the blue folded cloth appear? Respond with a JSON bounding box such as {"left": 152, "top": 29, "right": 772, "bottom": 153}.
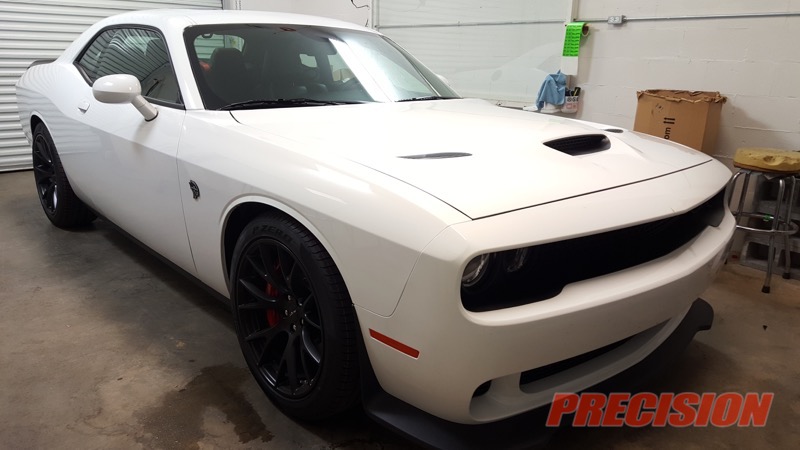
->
{"left": 536, "top": 70, "right": 567, "bottom": 110}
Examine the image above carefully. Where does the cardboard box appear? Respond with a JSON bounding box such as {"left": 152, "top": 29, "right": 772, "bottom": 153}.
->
{"left": 633, "top": 90, "right": 726, "bottom": 154}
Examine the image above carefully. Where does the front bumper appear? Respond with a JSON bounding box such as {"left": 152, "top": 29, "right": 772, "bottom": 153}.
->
{"left": 354, "top": 160, "right": 733, "bottom": 425}
{"left": 362, "top": 298, "right": 714, "bottom": 449}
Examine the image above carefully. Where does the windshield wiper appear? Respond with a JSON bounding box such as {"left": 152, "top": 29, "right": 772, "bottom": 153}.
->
{"left": 219, "top": 98, "right": 365, "bottom": 111}
{"left": 397, "top": 96, "right": 457, "bottom": 102}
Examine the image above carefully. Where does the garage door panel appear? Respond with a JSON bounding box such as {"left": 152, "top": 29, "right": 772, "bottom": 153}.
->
{"left": 0, "top": 0, "right": 222, "bottom": 171}
{"left": 378, "top": 0, "right": 566, "bottom": 26}
{"left": 376, "top": 0, "right": 568, "bottom": 106}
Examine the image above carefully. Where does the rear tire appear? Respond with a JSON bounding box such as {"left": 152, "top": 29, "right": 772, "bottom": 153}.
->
{"left": 31, "top": 123, "right": 95, "bottom": 228}
{"left": 229, "top": 213, "right": 359, "bottom": 420}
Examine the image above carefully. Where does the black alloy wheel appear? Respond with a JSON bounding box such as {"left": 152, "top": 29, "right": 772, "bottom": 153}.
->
{"left": 230, "top": 214, "right": 358, "bottom": 419}
{"left": 236, "top": 238, "right": 324, "bottom": 398}
{"left": 32, "top": 130, "right": 57, "bottom": 215}
{"left": 31, "top": 123, "right": 95, "bottom": 228}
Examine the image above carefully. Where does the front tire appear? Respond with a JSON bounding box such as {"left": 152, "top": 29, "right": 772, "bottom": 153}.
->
{"left": 31, "top": 123, "right": 95, "bottom": 228}
{"left": 230, "top": 213, "right": 359, "bottom": 420}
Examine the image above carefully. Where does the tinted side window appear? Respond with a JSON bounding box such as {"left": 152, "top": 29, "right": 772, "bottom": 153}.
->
{"left": 76, "top": 28, "right": 182, "bottom": 105}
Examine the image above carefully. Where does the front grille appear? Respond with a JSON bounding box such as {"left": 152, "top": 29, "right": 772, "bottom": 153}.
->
{"left": 518, "top": 320, "right": 666, "bottom": 387}
{"left": 461, "top": 188, "right": 726, "bottom": 312}
{"left": 519, "top": 338, "right": 631, "bottom": 386}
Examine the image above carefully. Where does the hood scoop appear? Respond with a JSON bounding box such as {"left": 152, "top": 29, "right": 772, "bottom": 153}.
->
{"left": 544, "top": 134, "right": 611, "bottom": 156}
{"left": 399, "top": 152, "right": 472, "bottom": 160}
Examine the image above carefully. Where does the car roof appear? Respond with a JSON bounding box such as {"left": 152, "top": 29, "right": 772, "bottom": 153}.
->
{"left": 99, "top": 9, "right": 377, "bottom": 34}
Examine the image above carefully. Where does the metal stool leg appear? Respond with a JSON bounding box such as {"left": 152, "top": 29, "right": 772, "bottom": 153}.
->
{"left": 728, "top": 169, "right": 798, "bottom": 293}
{"left": 782, "top": 176, "right": 797, "bottom": 279}
{"left": 724, "top": 170, "right": 748, "bottom": 265}
{"left": 762, "top": 177, "right": 787, "bottom": 293}
{"left": 730, "top": 171, "right": 751, "bottom": 225}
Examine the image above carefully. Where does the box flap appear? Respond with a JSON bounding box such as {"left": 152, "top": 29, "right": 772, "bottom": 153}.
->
{"left": 636, "top": 90, "right": 727, "bottom": 104}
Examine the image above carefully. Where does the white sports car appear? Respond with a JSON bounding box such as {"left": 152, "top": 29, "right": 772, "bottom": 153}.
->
{"left": 16, "top": 9, "right": 734, "bottom": 448}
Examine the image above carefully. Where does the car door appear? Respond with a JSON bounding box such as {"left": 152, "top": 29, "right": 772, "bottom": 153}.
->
{"left": 67, "top": 27, "right": 195, "bottom": 274}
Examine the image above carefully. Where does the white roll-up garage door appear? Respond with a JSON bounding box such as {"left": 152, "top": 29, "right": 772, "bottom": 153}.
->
{"left": 374, "top": 0, "right": 570, "bottom": 108}
{"left": 0, "top": 0, "right": 221, "bottom": 172}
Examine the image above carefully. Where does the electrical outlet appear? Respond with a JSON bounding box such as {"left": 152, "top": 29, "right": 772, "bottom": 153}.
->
{"left": 607, "top": 15, "right": 625, "bottom": 25}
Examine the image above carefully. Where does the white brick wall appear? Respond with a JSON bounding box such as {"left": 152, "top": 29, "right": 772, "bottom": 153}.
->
{"left": 574, "top": 1, "right": 800, "bottom": 158}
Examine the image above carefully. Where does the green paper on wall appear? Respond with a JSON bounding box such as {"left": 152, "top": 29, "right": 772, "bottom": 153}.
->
{"left": 562, "top": 22, "right": 587, "bottom": 57}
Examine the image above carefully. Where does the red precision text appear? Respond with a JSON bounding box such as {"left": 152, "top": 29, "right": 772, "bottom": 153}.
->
{"left": 546, "top": 392, "right": 774, "bottom": 427}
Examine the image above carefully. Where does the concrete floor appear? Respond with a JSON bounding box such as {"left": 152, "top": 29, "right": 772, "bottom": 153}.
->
{"left": 1, "top": 169, "right": 798, "bottom": 450}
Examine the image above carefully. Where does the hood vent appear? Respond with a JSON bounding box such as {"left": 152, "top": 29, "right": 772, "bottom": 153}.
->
{"left": 399, "top": 152, "right": 472, "bottom": 160}
{"left": 544, "top": 134, "right": 611, "bottom": 156}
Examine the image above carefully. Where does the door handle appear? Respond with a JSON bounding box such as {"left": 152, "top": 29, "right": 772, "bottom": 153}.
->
{"left": 77, "top": 100, "right": 90, "bottom": 113}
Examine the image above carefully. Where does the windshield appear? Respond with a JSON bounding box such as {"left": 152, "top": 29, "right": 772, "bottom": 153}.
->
{"left": 184, "top": 24, "right": 460, "bottom": 110}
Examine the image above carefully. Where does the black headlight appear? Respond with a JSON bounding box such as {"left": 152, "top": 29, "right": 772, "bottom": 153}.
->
{"left": 462, "top": 254, "right": 492, "bottom": 287}
{"left": 460, "top": 188, "right": 726, "bottom": 312}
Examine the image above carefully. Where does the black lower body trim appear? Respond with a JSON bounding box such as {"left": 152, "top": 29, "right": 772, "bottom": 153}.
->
{"left": 359, "top": 298, "right": 714, "bottom": 449}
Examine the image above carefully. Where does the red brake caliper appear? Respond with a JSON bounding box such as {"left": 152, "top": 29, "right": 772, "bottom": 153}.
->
{"left": 265, "top": 282, "right": 280, "bottom": 327}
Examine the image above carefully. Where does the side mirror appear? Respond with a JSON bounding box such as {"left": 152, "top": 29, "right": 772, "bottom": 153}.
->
{"left": 92, "top": 74, "right": 158, "bottom": 121}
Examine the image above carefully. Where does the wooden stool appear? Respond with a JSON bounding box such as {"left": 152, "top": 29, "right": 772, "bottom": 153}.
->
{"left": 727, "top": 148, "right": 800, "bottom": 293}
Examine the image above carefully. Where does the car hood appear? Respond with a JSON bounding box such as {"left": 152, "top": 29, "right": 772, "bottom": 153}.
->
{"left": 231, "top": 98, "right": 712, "bottom": 219}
